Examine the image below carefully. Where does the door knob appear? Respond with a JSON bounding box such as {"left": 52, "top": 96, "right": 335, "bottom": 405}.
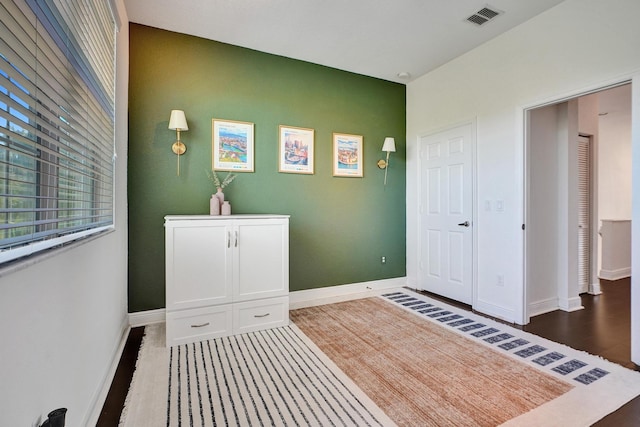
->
{"left": 458, "top": 221, "right": 470, "bottom": 227}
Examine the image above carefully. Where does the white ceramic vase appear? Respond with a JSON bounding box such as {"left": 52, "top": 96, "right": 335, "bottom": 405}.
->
{"left": 210, "top": 195, "right": 220, "bottom": 215}
{"left": 215, "top": 188, "right": 225, "bottom": 207}
{"left": 221, "top": 201, "right": 231, "bottom": 215}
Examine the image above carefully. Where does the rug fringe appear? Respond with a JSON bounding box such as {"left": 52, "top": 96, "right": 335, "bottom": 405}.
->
{"left": 118, "top": 324, "right": 155, "bottom": 427}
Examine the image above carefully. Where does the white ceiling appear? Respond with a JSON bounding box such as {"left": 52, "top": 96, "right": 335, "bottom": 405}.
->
{"left": 124, "top": 0, "right": 566, "bottom": 84}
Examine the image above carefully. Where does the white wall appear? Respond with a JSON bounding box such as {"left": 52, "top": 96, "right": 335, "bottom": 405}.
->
{"left": 597, "top": 87, "right": 632, "bottom": 280}
{"left": 0, "top": 1, "right": 130, "bottom": 425}
{"left": 598, "top": 88, "right": 632, "bottom": 221}
{"left": 406, "top": 0, "right": 640, "bottom": 332}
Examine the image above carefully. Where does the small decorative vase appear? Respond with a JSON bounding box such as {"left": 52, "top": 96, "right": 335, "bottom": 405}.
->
{"left": 221, "top": 201, "right": 231, "bottom": 216}
{"left": 210, "top": 195, "right": 220, "bottom": 215}
{"left": 215, "top": 188, "right": 225, "bottom": 207}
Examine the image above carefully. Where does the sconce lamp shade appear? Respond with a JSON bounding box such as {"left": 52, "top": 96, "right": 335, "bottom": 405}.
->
{"left": 169, "top": 110, "right": 188, "bottom": 176}
{"left": 382, "top": 137, "right": 396, "bottom": 153}
{"left": 168, "top": 110, "right": 189, "bottom": 131}
{"left": 378, "top": 137, "right": 396, "bottom": 186}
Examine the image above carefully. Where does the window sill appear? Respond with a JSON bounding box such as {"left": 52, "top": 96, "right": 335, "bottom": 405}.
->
{"left": 0, "top": 227, "right": 115, "bottom": 279}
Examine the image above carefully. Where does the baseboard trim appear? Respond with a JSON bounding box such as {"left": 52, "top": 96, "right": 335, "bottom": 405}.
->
{"left": 129, "top": 308, "right": 166, "bottom": 327}
{"left": 84, "top": 315, "right": 130, "bottom": 426}
{"left": 528, "top": 297, "right": 559, "bottom": 317}
{"left": 473, "top": 298, "right": 518, "bottom": 324}
{"left": 289, "top": 278, "right": 406, "bottom": 310}
{"left": 126, "top": 278, "right": 407, "bottom": 326}
{"left": 588, "top": 282, "right": 602, "bottom": 295}
{"left": 599, "top": 267, "right": 631, "bottom": 281}
{"left": 559, "top": 296, "right": 584, "bottom": 312}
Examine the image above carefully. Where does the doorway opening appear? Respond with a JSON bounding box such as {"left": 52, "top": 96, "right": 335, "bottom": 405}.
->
{"left": 524, "top": 82, "right": 632, "bottom": 323}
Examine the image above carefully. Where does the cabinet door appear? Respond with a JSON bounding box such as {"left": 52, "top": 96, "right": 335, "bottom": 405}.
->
{"left": 166, "top": 222, "right": 232, "bottom": 311}
{"left": 233, "top": 219, "right": 289, "bottom": 301}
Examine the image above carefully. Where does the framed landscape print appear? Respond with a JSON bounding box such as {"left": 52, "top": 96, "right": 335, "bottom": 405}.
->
{"left": 278, "top": 125, "right": 314, "bottom": 174}
{"left": 332, "top": 133, "right": 363, "bottom": 177}
{"left": 212, "top": 119, "right": 254, "bottom": 172}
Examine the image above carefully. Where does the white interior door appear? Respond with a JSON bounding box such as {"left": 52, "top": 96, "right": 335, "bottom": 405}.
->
{"left": 419, "top": 124, "right": 473, "bottom": 304}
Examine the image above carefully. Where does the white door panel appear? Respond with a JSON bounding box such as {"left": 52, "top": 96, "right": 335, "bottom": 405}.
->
{"left": 419, "top": 124, "right": 473, "bottom": 304}
{"left": 427, "top": 230, "right": 441, "bottom": 277}
{"left": 449, "top": 163, "right": 464, "bottom": 214}
{"left": 427, "top": 168, "right": 441, "bottom": 213}
{"left": 449, "top": 231, "right": 464, "bottom": 284}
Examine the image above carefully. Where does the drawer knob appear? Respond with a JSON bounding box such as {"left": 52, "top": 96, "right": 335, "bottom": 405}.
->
{"left": 191, "top": 322, "right": 210, "bottom": 328}
{"left": 254, "top": 313, "right": 270, "bottom": 318}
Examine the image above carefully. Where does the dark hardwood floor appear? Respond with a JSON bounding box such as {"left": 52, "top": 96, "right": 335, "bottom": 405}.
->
{"left": 98, "top": 279, "right": 639, "bottom": 426}
{"left": 524, "top": 278, "right": 635, "bottom": 370}
{"left": 96, "top": 327, "right": 144, "bottom": 426}
{"left": 524, "top": 278, "right": 640, "bottom": 427}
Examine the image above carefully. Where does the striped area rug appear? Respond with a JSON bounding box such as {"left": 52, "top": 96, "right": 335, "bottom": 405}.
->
{"left": 120, "top": 322, "right": 393, "bottom": 426}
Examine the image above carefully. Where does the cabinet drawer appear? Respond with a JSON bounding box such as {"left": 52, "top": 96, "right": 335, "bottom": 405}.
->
{"left": 233, "top": 296, "right": 289, "bottom": 335}
{"left": 166, "top": 305, "right": 232, "bottom": 347}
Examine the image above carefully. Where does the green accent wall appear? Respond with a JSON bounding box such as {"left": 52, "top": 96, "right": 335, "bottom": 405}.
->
{"left": 128, "top": 24, "right": 406, "bottom": 312}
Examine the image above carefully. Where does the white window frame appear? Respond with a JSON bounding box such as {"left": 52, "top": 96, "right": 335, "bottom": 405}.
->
{"left": 0, "top": 0, "right": 116, "bottom": 264}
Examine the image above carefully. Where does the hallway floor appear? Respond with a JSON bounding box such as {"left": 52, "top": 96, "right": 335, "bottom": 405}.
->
{"left": 525, "top": 278, "right": 634, "bottom": 369}
{"left": 525, "top": 278, "right": 639, "bottom": 426}
{"left": 98, "top": 279, "right": 639, "bottom": 426}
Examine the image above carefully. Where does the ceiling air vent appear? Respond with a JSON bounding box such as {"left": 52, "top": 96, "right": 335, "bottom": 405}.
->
{"left": 466, "top": 6, "right": 502, "bottom": 26}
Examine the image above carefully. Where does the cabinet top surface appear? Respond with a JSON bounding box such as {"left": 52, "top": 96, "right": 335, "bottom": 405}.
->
{"left": 165, "top": 214, "right": 290, "bottom": 221}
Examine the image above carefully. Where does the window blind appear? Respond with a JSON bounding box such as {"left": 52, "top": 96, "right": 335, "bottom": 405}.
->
{"left": 0, "top": 0, "right": 115, "bottom": 264}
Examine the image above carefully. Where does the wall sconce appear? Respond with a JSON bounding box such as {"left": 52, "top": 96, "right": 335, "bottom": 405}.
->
{"left": 377, "top": 137, "right": 396, "bottom": 186}
{"left": 168, "top": 110, "right": 189, "bottom": 176}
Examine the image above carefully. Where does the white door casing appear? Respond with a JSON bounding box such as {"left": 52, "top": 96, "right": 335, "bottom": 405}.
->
{"left": 418, "top": 123, "right": 474, "bottom": 304}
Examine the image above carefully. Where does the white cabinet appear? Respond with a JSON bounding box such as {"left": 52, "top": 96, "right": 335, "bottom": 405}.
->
{"left": 165, "top": 215, "right": 289, "bottom": 346}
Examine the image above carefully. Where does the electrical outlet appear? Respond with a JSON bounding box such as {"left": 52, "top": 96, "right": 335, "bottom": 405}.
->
{"left": 497, "top": 274, "right": 504, "bottom": 287}
{"left": 381, "top": 256, "right": 386, "bottom": 264}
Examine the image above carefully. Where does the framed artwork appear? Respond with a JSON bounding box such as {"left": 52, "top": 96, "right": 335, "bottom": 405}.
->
{"left": 332, "top": 133, "right": 363, "bottom": 177}
{"left": 212, "top": 118, "right": 254, "bottom": 172}
{"left": 278, "top": 125, "right": 314, "bottom": 174}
